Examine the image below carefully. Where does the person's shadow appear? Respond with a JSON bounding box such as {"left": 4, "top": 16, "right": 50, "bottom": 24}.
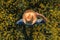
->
{"left": 18, "top": 24, "right": 34, "bottom": 40}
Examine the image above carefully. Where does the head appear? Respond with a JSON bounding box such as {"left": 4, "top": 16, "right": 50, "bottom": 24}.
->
{"left": 23, "top": 9, "right": 37, "bottom": 24}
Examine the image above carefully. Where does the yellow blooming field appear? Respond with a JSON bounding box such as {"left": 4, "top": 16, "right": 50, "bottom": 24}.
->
{"left": 0, "top": 0, "right": 60, "bottom": 40}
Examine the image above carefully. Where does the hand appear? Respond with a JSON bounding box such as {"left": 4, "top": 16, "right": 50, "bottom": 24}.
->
{"left": 45, "top": 18, "right": 50, "bottom": 22}
{"left": 32, "top": 22, "right": 35, "bottom": 25}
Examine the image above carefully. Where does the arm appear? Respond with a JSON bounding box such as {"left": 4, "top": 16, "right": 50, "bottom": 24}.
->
{"left": 22, "top": 14, "right": 26, "bottom": 24}
{"left": 32, "top": 14, "right": 37, "bottom": 24}
{"left": 36, "top": 13, "right": 48, "bottom": 22}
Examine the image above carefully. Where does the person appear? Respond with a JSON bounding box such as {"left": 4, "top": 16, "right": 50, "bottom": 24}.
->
{"left": 16, "top": 9, "right": 48, "bottom": 26}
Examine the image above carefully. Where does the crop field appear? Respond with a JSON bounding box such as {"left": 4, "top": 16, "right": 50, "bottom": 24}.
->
{"left": 0, "top": 0, "right": 60, "bottom": 40}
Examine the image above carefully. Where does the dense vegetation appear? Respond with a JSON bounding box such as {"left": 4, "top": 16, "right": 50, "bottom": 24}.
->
{"left": 0, "top": 0, "right": 60, "bottom": 40}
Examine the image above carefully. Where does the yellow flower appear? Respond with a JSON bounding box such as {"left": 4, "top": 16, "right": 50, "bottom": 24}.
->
{"left": 50, "top": 10, "right": 53, "bottom": 12}
{"left": 6, "top": 23, "right": 9, "bottom": 26}
{"left": 10, "top": 17, "right": 12, "bottom": 20}
{"left": 0, "top": 26, "right": 3, "bottom": 30}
